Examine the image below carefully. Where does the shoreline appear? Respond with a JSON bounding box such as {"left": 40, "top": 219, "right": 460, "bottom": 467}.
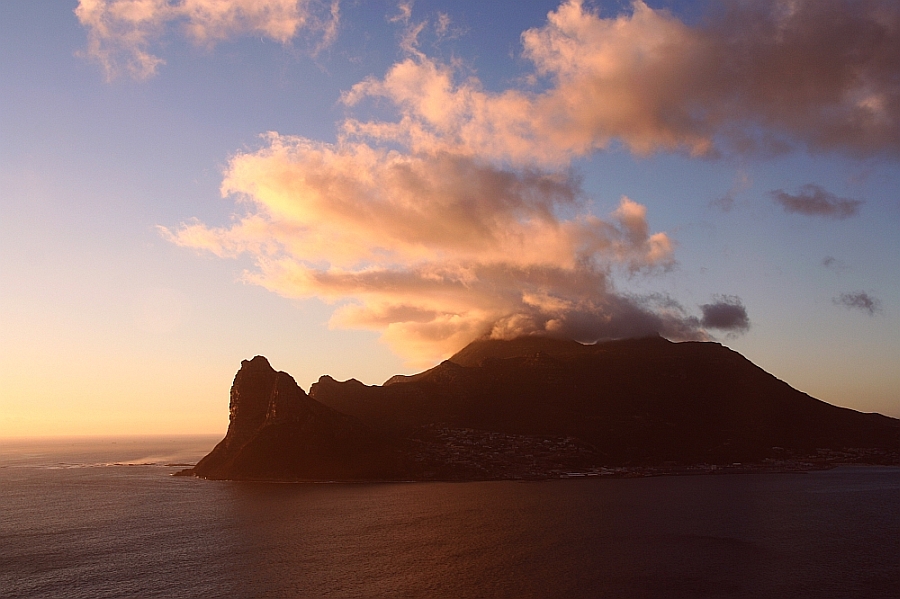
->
{"left": 173, "top": 461, "right": 900, "bottom": 484}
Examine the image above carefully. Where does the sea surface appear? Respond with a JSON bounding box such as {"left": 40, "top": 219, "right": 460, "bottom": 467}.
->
{"left": 1, "top": 436, "right": 898, "bottom": 599}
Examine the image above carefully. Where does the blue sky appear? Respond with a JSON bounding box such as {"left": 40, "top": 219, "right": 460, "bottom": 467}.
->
{"left": 2, "top": 0, "right": 898, "bottom": 437}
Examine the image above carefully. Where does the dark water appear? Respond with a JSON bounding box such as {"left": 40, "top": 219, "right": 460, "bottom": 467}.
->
{"left": 1, "top": 437, "right": 898, "bottom": 598}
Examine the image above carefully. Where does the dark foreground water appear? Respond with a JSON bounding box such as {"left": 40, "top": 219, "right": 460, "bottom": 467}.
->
{"left": 1, "top": 437, "right": 898, "bottom": 599}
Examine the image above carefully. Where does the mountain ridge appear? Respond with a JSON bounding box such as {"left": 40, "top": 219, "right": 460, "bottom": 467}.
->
{"left": 180, "top": 336, "right": 899, "bottom": 481}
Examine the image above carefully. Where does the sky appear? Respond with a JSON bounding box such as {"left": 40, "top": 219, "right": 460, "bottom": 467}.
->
{"left": 1, "top": 0, "right": 899, "bottom": 438}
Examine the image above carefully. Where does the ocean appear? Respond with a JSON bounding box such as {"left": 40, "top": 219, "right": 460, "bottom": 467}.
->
{"left": 1, "top": 436, "right": 898, "bottom": 598}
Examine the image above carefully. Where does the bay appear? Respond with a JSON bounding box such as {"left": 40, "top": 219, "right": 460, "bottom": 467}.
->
{"left": 1, "top": 436, "right": 898, "bottom": 598}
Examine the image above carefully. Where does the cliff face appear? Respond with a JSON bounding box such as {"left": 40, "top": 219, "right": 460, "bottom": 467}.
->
{"left": 186, "top": 356, "right": 409, "bottom": 481}
{"left": 222, "top": 356, "right": 277, "bottom": 448}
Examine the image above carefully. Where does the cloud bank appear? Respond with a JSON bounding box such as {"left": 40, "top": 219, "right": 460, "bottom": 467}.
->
{"left": 75, "top": 0, "right": 340, "bottom": 79}
{"left": 177, "top": 0, "right": 900, "bottom": 361}
{"left": 771, "top": 184, "right": 863, "bottom": 219}
{"left": 162, "top": 136, "right": 704, "bottom": 363}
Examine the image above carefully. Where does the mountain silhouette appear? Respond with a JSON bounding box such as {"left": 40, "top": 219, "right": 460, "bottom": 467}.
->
{"left": 182, "top": 337, "right": 899, "bottom": 481}
{"left": 187, "top": 356, "right": 410, "bottom": 481}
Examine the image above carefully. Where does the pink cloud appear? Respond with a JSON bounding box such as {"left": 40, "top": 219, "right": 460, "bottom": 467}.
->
{"left": 345, "top": 0, "right": 900, "bottom": 162}
{"left": 162, "top": 134, "right": 683, "bottom": 363}
{"left": 75, "top": 0, "right": 339, "bottom": 79}
{"left": 158, "top": 0, "right": 840, "bottom": 362}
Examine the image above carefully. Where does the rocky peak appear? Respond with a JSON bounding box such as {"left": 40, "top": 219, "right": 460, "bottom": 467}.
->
{"left": 227, "top": 355, "right": 320, "bottom": 433}
{"left": 227, "top": 356, "right": 277, "bottom": 443}
{"left": 185, "top": 356, "right": 409, "bottom": 481}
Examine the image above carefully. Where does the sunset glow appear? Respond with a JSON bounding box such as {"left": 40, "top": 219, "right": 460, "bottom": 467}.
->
{"left": 2, "top": 0, "right": 899, "bottom": 437}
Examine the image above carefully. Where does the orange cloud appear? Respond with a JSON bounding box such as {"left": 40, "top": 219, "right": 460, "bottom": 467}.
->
{"left": 75, "top": 0, "right": 339, "bottom": 79}
{"left": 162, "top": 134, "right": 683, "bottom": 363}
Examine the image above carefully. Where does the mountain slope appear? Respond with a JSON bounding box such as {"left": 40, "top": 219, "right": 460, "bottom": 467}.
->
{"left": 310, "top": 336, "right": 898, "bottom": 464}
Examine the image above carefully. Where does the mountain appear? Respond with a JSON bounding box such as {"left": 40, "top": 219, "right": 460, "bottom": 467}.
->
{"left": 312, "top": 335, "right": 897, "bottom": 465}
{"left": 184, "top": 356, "right": 411, "bottom": 481}
{"left": 182, "top": 337, "right": 899, "bottom": 481}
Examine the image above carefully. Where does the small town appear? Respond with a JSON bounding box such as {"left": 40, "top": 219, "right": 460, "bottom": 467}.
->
{"left": 407, "top": 425, "right": 899, "bottom": 480}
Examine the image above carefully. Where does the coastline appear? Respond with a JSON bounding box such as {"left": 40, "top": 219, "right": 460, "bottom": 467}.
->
{"left": 174, "top": 460, "right": 900, "bottom": 484}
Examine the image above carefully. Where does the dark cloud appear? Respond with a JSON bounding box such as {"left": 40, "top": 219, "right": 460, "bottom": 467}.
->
{"left": 700, "top": 296, "right": 750, "bottom": 332}
{"left": 487, "top": 291, "right": 754, "bottom": 346}
{"left": 834, "top": 292, "right": 882, "bottom": 315}
{"left": 516, "top": 293, "right": 708, "bottom": 345}
{"left": 770, "top": 184, "right": 862, "bottom": 219}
